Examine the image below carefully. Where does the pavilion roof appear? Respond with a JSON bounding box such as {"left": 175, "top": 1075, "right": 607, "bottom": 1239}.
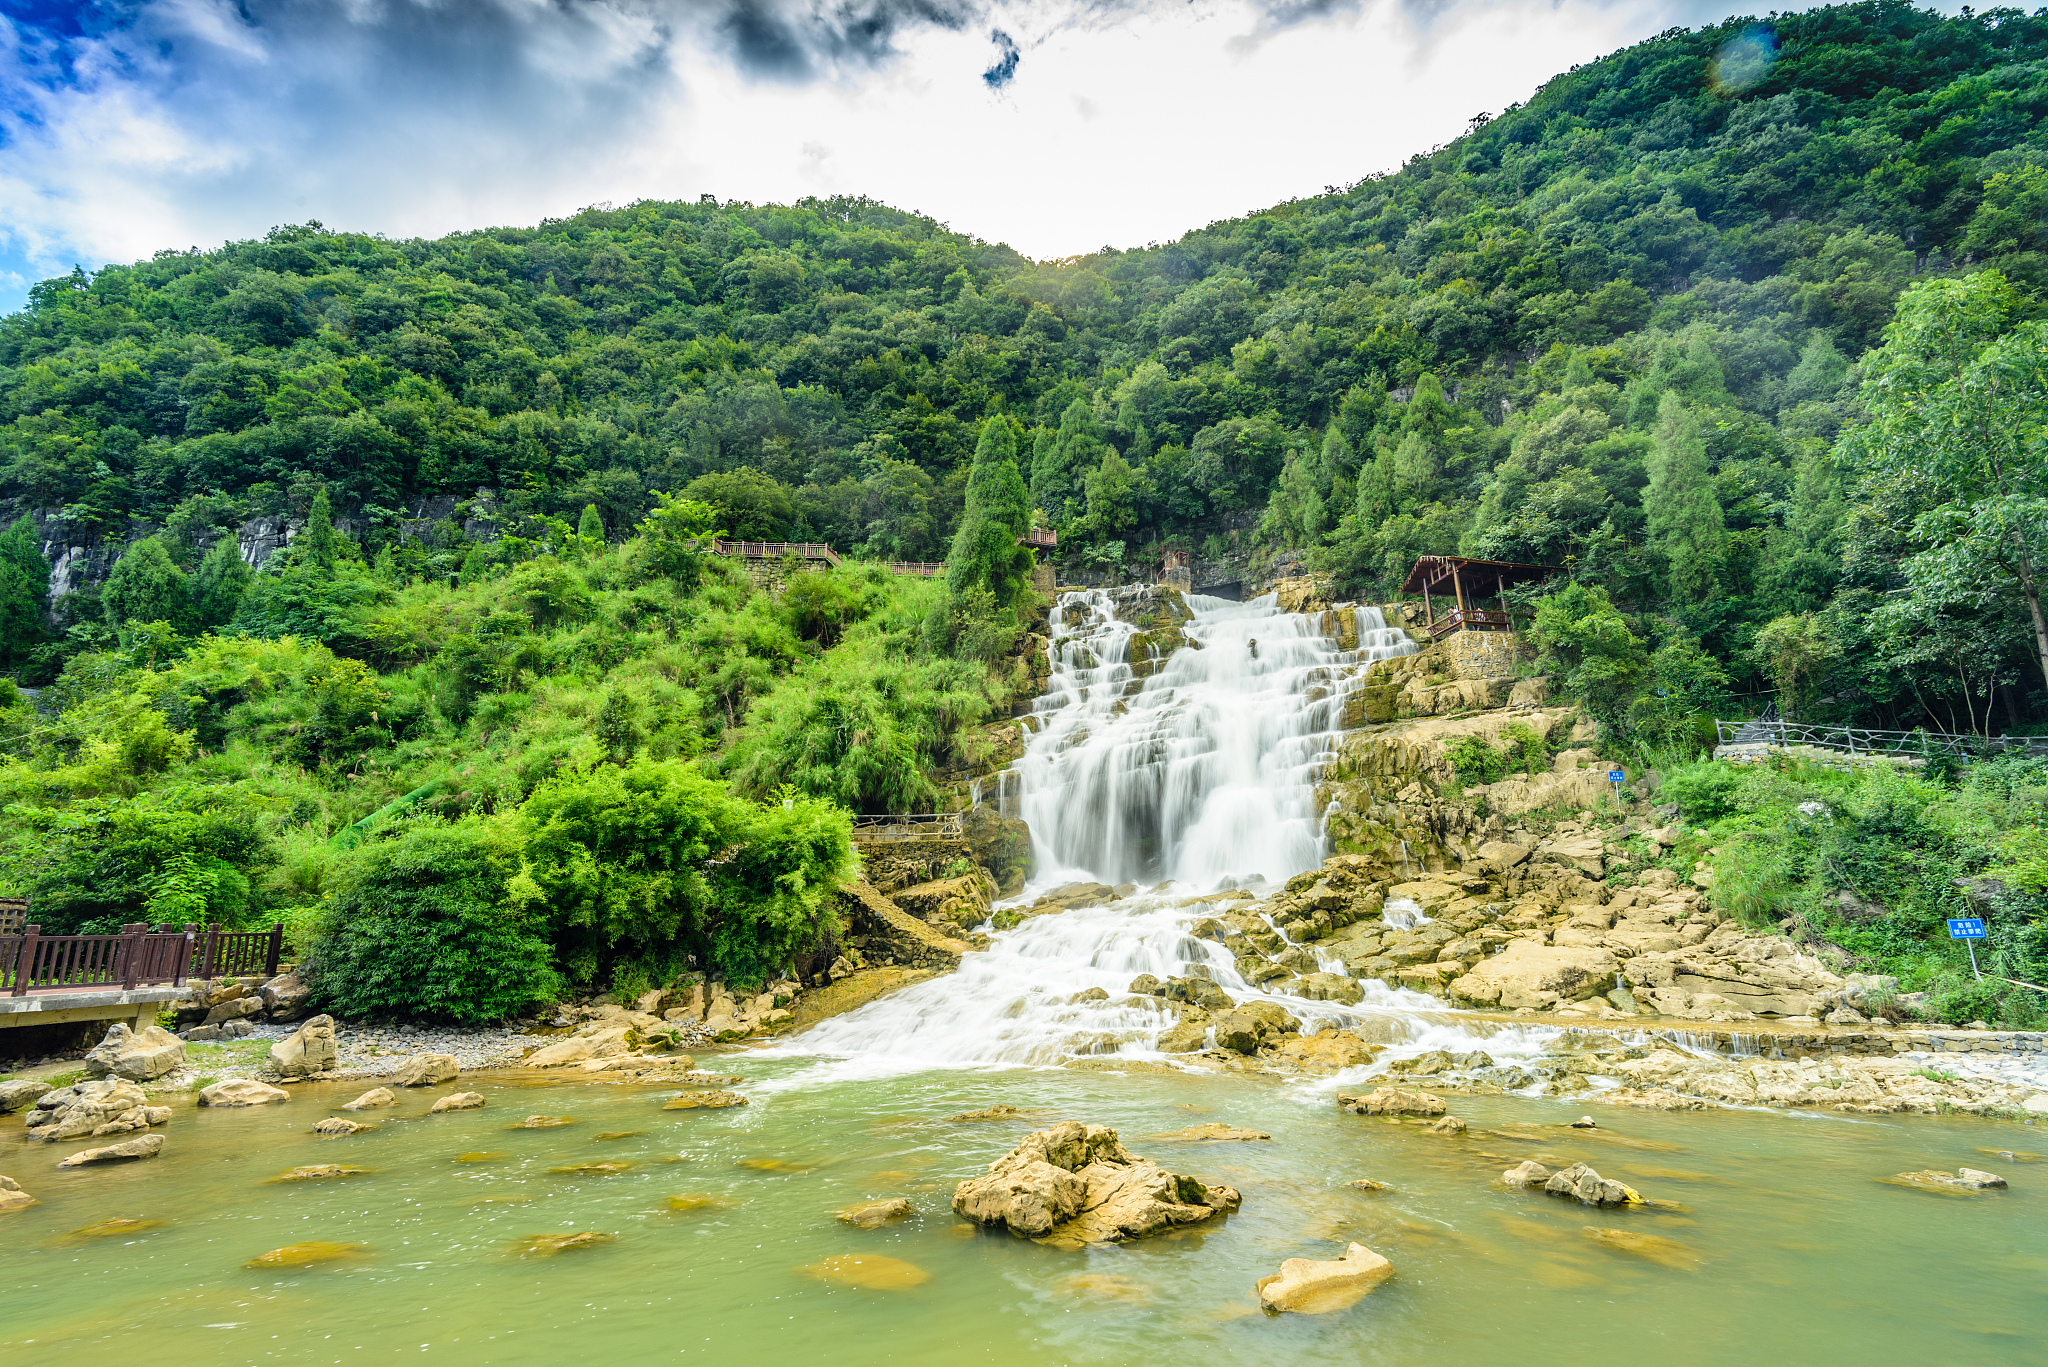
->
{"left": 1399, "top": 555, "right": 1561, "bottom": 595}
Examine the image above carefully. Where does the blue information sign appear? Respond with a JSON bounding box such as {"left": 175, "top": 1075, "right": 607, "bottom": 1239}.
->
{"left": 1948, "top": 918, "right": 1987, "bottom": 939}
{"left": 1607, "top": 770, "right": 1625, "bottom": 781}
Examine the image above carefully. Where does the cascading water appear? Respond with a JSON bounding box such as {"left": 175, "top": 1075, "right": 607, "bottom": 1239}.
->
{"left": 781, "top": 588, "right": 1563, "bottom": 1080}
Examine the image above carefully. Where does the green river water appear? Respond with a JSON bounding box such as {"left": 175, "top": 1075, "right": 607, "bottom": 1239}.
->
{"left": 3, "top": 1058, "right": 2043, "bottom": 1366}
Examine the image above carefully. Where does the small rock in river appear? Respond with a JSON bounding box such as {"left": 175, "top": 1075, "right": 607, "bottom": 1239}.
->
{"left": 56, "top": 1134, "right": 164, "bottom": 1167}
{"left": 1543, "top": 1163, "right": 1642, "bottom": 1208}
{"left": 1255, "top": 1242, "right": 1394, "bottom": 1314}
{"left": 430, "top": 1092, "right": 486, "bottom": 1113}
{"left": 1504, "top": 1160, "right": 1553, "bottom": 1188}
{"left": 270, "top": 1164, "right": 371, "bottom": 1182}
{"left": 663, "top": 1091, "right": 747, "bottom": 1110}
{"left": 341, "top": 1088, "right": 395, "bottom": 1111}
{"left": 1581, "top": 1226, "right": 1699, "bottom": 1270}
{"left": 198, "top": 1079, "right": 288, "bottom": 1108}
{"left": 1428, "top": 1116, "right": 1467, "bottom": 1135}
{"left": 0, "top": 1174, "right": 37, "bottom": 1213}
{"left": 836, "top": 1197, "right": 914, "bottom": 1228}
{"left": 391, "top": 1053, "right": 459, "bottom": 1087}
{"left": 312, "top": 1118, "right": 374, "bottom": 1137}
{"left": 549, "top": 1161, "right": 635, "bottom": 1176}
{"left": 1144, "top": 1123, "right": 1271, "bottom": 1142}
{"left": 514, "top": 1231, "right": 614, "bottom": 1256}
{"left": 1344, "top": 1178, "right": 1391, "bottom": 1193}
{"left": 1881, "top": 1168, "right": 2009, "bottom": 1193}
{"left": 800, "top": 1253, "right": 930, "bottom": 1289}
{"left": 246, "top": 1241, "right": 368, "bottom": 1269}
{"left": 1335, "top": 1087, "right": 1444, "bottom": 1118}
{"left": 507, "top": 1115, "right": 577, "bottom": 1129}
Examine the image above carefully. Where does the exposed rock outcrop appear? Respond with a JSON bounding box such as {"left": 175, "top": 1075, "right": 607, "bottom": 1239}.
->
{"left": 269, "top": 1015, "right": 338, "bottom": 1079}
{"left": 57, "top": 1134, "right": 164, "bottom": 1167}
{"left": 0, "top": 1174, "right": 35, "bottom": 1212}
{"left": 83, "top": 1023, "right": 186, "bottom": 1082}
{"left": 198, "top": 1079, "right": 289, "bottom": 1107}
{"left": 25, "top": 1080, "right": 169, "bottom": 1141}
{"left": 952, "top": 1121, "right": 1240, "bottom": 1245}
{"left": 390, "top": 1053, "right": 458, "bottom": 1087}
{"left": 1255, "top": 1242, "right": 1394, "bottom": 1314}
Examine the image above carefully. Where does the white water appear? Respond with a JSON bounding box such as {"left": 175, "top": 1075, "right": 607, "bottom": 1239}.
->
{"left": 777, "top": 589, "right": 1572, "bottom": 1078}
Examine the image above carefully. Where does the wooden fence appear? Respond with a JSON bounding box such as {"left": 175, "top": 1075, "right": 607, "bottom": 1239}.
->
{"left": 1715, "top": 719, "right": 2048, "bottom": 762}
{"left": 849, "top": 814, "right": 964, "bottom": 844}
{"left": 1, "top": 923, "right": 285, "bottom": 995}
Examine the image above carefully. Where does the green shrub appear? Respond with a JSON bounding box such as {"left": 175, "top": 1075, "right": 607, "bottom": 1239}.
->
{"left": 303, "top": 819, "right": 561, "bottom": 1023}
{"left": 1446, "top": 735, "right": 1508, "bottom": 785}
{"left": 1660, "top": 761, "right": 1746, "bottom": 822}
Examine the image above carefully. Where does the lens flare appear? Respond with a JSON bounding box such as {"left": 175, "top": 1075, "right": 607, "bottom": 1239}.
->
{"left": 1711, "top": 25, "right": 1778, "bottom": 96}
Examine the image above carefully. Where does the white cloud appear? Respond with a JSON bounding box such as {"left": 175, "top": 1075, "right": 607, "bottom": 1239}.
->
{"left": 0, "top": 0, "right": 1720, "bottom": 307}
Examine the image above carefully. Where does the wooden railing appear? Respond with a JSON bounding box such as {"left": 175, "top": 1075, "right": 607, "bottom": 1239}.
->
{"left": 1019, "top": 528, "right": 1058, "bottom": 549}
{"left": 1425, "top": 607, "right": 1515, "bottom": 640}
{"left": 1714, "top": 719, "right": 2048, "bottom": 761}
{"left": 873, "top": 561, "right": 946, "bottom": 578}
{"left": 850, "top": 813, "right": 964, "bottom": 844}
{"left": 1, "top": 923, "right": 285, "bottom": 995}
{"left": 712, "top": 540, "right": 844, "bottom": 568}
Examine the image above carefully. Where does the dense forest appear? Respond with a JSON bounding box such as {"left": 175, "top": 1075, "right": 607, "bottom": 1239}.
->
{"left": 0, "top": 1, "right": 2044, "bottom": 1022}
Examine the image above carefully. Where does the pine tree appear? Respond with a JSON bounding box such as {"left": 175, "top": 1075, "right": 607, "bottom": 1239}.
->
{"left": 947, "top": 418, "right": 1033, "bottom": 604}
{"left": 192, "top": 535, "right": 253, "bottom": 628}
{"left": 102, "top": 537, "right": 191, "bottom": 631}
{"left": 303, "top": 487, "right": 338, "bottom": 571}
{"left": 1645, "top": 393, "right": 1726, "bottom": 607}
{"left": 578, "top": 503, "right": 605, "bottom": 543}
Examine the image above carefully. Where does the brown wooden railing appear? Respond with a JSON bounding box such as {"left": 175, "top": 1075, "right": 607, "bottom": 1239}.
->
{"left": 1, "top": 923, "right": 285, "bottom": 995}
{"left": 1019, "top": 528, "right": 1057, "bottom": 549}
{"left": 712, "top": 540, "right": 844, "bottom": 568}
{"left": 1425, "top": 607, "right": 1515, "bottom": 640}
{"left": 850, "top": 813, "right": 964, "bottom": 844}
{"left": 873, "top": 561, "right": 946, "bottom": 578}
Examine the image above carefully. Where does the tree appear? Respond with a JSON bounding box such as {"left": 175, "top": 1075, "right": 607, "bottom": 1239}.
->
{"left": 302, "top": 486, "right": 339, "bottom": 571}
{"left": 577, "top": 502, "right": 606, "bottom": 544}
{"left": 1529, "top": 582, "right": 1644, "bottom": 739}
{"left": 304, "top": 819, "right": 562, "bottom": 1024}
{"left": 1644, "top": 393, "right": 1725, "bottom": 609}
{"left": 0, "top": 516, "right": 50, "bottom": 669}
{"left": 101, "top": 537, "right": 190, "bottom": 631}
{"left": 946, "top": 417, "right": 1033, "bottom": 605}
{"left": 1841, "top": 271, "right": 2048, "bottom": 692}
{"left": 191, "top": 535, "right": 252, "bottom": 628}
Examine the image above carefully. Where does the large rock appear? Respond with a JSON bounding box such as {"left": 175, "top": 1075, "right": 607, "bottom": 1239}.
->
{"left": 0, "top": 1174, "right": 35, "bottom": 1212}
{"left": 952, "top": 1121, "right": 1240, "bottom": 1245}
{"left": 390, "top": 1053, "right": 458, "bottom": 1087}
{"left": 1882, "top": 1168, "right": 2009, "bottom": 1193}
{"left": 84, "top": 1023, "right": 186, "bottom": 1082}
{"left": 1335, "top": 1087, "right": 1445, "bottom": 1117}
{"left": 56, "top": 1134, "right": 164, "bottom": 1167}
{"left": 1271, "top": 1029, "right": 1379, "bottom": 1073}
{"left": 1212, "top": 1001, "right": 1300, "bottom": 1055}
{"left": 1255, "top": 1242, "right": 1394, "bottom": 1314}
{"left": 260, "top": 972, "right": 314, "bottom": 1022}
{"left": 1447, "top": 940, "right": 1618, "bottom": 1010}
{"left": 523, "top": 1027, "right": 633, "bottom": 1068}
{"left": 429, "top": 1092, "right": 486, "bottom": 1113}
{"left": 202, "top": 996, "right": 266, "bottom": 1028}
{"left": 1543, "top": 1162, "right": 1642, "bottom": 1207}
{"left": 1503, "top": 1160, "right": 1552, "bottom": 1188}
{"left": 0, "top": 1078, "right": 52, "bottom": 1113}
{"left": 25, "top": 1079, "right": 161, "bottom": 1141}
{"left": 198, "top": 1078, "right": 289, "bottom": 1107}
{"left": 269, "top": 1015, "right": 338, "bottom": 1079}
{"left": 341, "top": 1087, "right": 395, "bottom": 1111}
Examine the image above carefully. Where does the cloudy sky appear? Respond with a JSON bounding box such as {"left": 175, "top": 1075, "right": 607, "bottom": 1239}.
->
{"left": 2, "top": 0, "right": 1773, "bottom": 312}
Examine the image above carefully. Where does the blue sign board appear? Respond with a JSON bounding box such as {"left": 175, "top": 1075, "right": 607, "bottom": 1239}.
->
{"left": 1607, "top": 770, "right": 1625, "bottom": 781}
{"left": 1948, "top": 917, "right": 1987, "bottom": 939}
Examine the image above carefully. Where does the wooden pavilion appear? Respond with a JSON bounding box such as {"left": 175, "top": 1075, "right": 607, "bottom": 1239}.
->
{"left": 1401, "top": 555, "right": 1560, "bottom": 641}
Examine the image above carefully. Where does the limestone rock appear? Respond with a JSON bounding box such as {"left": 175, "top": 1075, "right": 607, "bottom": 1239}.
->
{"left": 56, "top": 1133, "right": 164, "bottom": 1167}
{"left": 1270, "top": 1028, "right": 1379, "bottom": 1073}
{"left": 951, "top": 1121, "right": 1240, "bottom": 1244}
{"left": 26, "top": 1079, "right": 156, "bottom": 1141}
{"left": 1212, "top": 1001, "right": 1300, "bottom": 1055}
{"left": 0, "top": 1078, "right": 51, "bottom": 1113}
{"left": 1335, "top": 1087, "right": 1445, "bottom": 1118}
{"left": 836, "top": 1197, "right": 915, "bottom": 1228}
{"left": 259, "top": 971, "right": 313, "bottom": 1022}
{"left": 313, "top": 1118, "right": 374, "bottom": 1136}
{"left": 391, "top": 1053, "right": 458, "bottom": 1087}
{"left": 430, "top": 1092, "right": 486, "bottom": 1113}
{"left": 341, "top": 1087, "right": 396, "bottom": 1111}
{"left": 202, "top": 996, "right": 265, "bottom": 1028}
{"left": 662, "top": 1090, "right": 747, "bottom": 1110}
{"left": 84, "top": 1023, "right": 186, "bottom": 1082}
{"left": 1255, "top": 1241, "right": 1394, "bottom": 1314}
{"left": 1447, "top": 941, "right": 1617, "bottom": 1010}
{"left": 1503, "top": 1160, "right": 1552, "bottom": 1188}
{"left": 1427, "top": 1115, "right": 1467, "bottom": 1135}
{"left": 272, "top": 1164, "right": 371, "bottom": 1182}
{"left": 1543, "top": 1162, "right": 1642, "bottom": 1207}
{"left": 198, "top": 1078, "right": 290, "bottom": 1108}
{"left": 523, "top": 1030, "right": 630, "bottom": 1068}
{"left": 269, "top": 1014, "right": 338, "bottom": 1079}
{"left": 1882, "top": 1168, "right": 2009, "bottom": 1193}
{"left": 0, "top": 1174, "right": 35, "bottom": 1212}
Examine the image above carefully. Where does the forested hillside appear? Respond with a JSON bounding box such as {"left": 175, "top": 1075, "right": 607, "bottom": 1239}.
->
{"left": 1, "top": 1, "right": 2046, "bottom": 1020}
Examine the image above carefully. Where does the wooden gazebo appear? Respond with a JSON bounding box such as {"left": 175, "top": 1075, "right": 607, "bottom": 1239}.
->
{"left": 1401, "top": 556, "right": 1559, "bottom": 641}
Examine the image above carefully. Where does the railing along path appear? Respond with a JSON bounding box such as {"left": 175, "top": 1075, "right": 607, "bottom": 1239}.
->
{"left": 849, "top": 813, "right": 964, "bottom": 844}
{"left": 1715, "top": 719, "right": 2048, "bottom": 761}
{"left": 0, "top": 922, "right": 286, "bottom": 995}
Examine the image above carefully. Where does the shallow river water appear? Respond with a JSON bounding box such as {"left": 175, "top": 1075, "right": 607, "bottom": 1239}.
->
{"left": 4, "top": 1060, "right": 2043, "bottom": 1367}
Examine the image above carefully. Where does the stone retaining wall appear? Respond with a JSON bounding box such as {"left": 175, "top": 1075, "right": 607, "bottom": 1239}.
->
{"left": 1642, "top": 1025, "right": 2048, "bottom": 1059}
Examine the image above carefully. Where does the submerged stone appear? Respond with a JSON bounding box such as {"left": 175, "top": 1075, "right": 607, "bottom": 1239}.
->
{"left": 313, "top": 1119, "right": 374, "bottom": 1137}
{"left": 508, "top": 1116, "right": 577, "bottom": 1129}
{"left": 836, "top": 1197, "right": 914, "bottom": 1228}
{"left": 513, "top": 1232, "right": 614, "bottom": 1256}
{"left": 663, "top": 1091, "right": 747, "bottom": 1110}
{"left": 800, "top": 1253, "right": 931, "bottom": 1289}
{"left": 736, "top": 1158, "right": 817, "bottom": 1173}
{"left": 62, "top": 1217, "right": 164, "bottom": 1240}
{"left": 1881, "top": 1168, "right": 2008, "bottom": 1193}
{"left": 1143, "top": 1124, "right": 1271, "bottom": 1142}
{"left": 1581, "top": 1226, "right": 1699, "bottom": 1270}
{"left": 270, "top": 1164, "right": 371, "bottom": 1182}
{"left": 1255, "top": 1242, "right": 1394, "bottom": 1314}
{"left": 341, "top": 1088, "right": 396, "bottom": 1111}
{"left": 550, "top": 1161, "right": 635, "bottom": 1176}
{"left": 246, "top": 1241, "right": 369, "bottom": 1269}
{"left": 665, "top": 1194, "right": 740, "bottom": 1214}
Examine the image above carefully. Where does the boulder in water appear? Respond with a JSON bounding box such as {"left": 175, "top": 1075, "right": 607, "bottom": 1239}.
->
{"left": 1581, "top": 1226, "right": 1699, "bottom": 1270}
{"left": 1143, "top": 1124, "right": 1270, "bottom": 1142}
{"left": 246, "top": 1241, "right": 368, "bottom": 1269}
{"left": 430, "top": 1092, "right": 486, "bottom": 1113}
{"left": 0, "top": 1174, "right": 36, "bottom": 1213}
{"left": 1335, "top": 1087, "right": 1445, "bottom": 1118}
{"left": 1255, "top": 1241, "right": 1394, "bottom": 1314}
{"left": 1428, "top": 1115, "right": 1467, "bottom": 1135}
{"left": 837, "top": 1197, "right": 915, "bottom": 1228}
{"left": 946, "top": 1105, "right": 1031, "bottom": 1122}
{"left": 1881, "top": 1168, "right": 2008, "bottom": 1193}
{"left": 1543, "top": 1162, "right": 1643, "bottom": 1207}
{"left": 1503, "top": 1160, "right": 1552, "bottom": 1188}
{"left": 513, "top": 1232, "right": 614, "bottom": 1256}
{"left": 0, "top": 1078, "right": 51, "bottom": 1113}
{"left": 56, "top": 1134, "right": 164, "bottom": 1167}
{"left": 1272, "top": 1030, "right": 1379, "bottom": 1073}
{"left": 800, "top": 1252, "right": 930, "bottom": 1289}
{"left": 1212, "top": 1001, "right": 1299, "bottom": 1055}
{"left": 199, "top": 1079, "right": 289, "bottom": 1108}
{"left": 951, "top": 1121, "right": 1240, "bottom": 1245}
{"left": 26, "top": 1079, "right": 159, "bottom": 1141}
{"left": 663, "top": 1090, "right": 747, "bottom": 1110}
{"left": 341, "top": 1087, "right": 395, "bottom": 1111}
{"left": 313, "top": 1118, "right": 374, "bottom": 1136}
{"left": 271, "top": 1164, "right": 370, "bottom": 1182}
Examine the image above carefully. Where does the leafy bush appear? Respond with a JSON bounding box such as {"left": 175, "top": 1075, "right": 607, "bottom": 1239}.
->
{"left": 303, "top": 819, "right": 560, "bottom": 1024}
{"left": 1659, "top": 760, "right": 1745, "bottom": 821}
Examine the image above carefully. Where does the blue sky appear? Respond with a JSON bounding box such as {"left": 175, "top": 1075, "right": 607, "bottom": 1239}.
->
{"left": 0, "top": 0, "right": 1822, "bottom": 314}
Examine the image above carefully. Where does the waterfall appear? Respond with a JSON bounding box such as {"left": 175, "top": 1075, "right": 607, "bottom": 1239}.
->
{"left": 766, "top": 588, "right": 1566, "bottom": 1078}
{"left": 1014, "top": 590, "right": 1416, "bottom": 888}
